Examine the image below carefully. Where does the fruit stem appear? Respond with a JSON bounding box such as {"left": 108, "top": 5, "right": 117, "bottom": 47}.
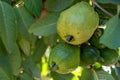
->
{"left": 92, "top": 0, "right": 113, "bottom": 17}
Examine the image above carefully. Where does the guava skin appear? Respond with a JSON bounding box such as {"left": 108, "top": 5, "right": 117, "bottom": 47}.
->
{"left": 80, "top": 45, "right": 102, "bottom": 66}
{"left": 57, "top": 1, "right": 99, "bottom": 45}
{"left": 48, "top": 42, "right": 80, "bottom": 74}
{"left": 100, "top": 48, "right": 119, "bottom": 66}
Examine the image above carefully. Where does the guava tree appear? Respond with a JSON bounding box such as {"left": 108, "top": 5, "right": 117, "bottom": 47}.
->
{"left": 0, "top": 0, "right": 120, "bottom": 80}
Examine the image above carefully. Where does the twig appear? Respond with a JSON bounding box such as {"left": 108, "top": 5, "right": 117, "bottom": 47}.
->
{"left": 92, "top": 0, "right": 113, "bottom": 17}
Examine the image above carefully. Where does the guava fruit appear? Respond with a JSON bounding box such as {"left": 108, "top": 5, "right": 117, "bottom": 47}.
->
{"left": 99, "top": 48, "right": 119, "bottom": 66}
{"left": 57, "top": 1, "right": 99, "bottom": 45}
{"left": 48, "top": 42, "right": 80, "bottom": 74}
{"left": 89, "top": 28, "right": 105, "bottom": 49}
{"left": 80, "top": 45, "right": 103, "bottom": 66}
{"left": 79, "top": 68, "right": 97, "bottom": 80}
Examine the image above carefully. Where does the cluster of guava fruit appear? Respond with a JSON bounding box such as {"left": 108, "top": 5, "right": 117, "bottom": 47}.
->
{"left": 48, "top": 1, "right": 119, "bottom": 74}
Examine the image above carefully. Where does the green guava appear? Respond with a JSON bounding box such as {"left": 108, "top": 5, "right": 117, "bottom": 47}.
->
{"left": 80, "top": 45, "right": 103, "bottom": 66}
{"left": 57, "top": 1, "right": 99, "bottom": 45}
{"left": 48, "top": 42, "right": 80, "bottom": 74}
{"left": 99, "top": 48, "right": 119, "bottom": 66}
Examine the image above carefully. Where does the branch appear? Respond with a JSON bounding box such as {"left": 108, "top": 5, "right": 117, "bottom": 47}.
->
{"left": 92, "top": 0, "right": 113, "bottom": 17}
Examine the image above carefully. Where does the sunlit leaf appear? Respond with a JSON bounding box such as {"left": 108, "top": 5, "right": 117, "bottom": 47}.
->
{"left": 0, "top": 1, "right": 17, "bottom": 53}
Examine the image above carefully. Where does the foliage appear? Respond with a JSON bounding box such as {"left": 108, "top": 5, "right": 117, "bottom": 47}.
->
{"left": 0, "top": 0, "right": 120, "bottom": 80}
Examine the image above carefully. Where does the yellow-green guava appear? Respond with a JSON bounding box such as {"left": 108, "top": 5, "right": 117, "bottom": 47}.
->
{"left": 57, "top": 1, "right": 99, "bottom": 45}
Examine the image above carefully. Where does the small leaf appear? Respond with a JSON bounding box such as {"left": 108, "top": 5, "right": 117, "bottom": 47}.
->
{"left": 79, "top": 68, "right": 98, "bottom": 80}
{"left": 23, "top": 0, "right": 42, "bottom": 18}
{"left": 45, "top": 0, "right": 74, "bottom": 12}
{"left": 97, "top": 0, "right": 120, "bottom": 4}
{"left": 100, "top": 14, "right": 120, "bottom": 48}
{"left": 23, "top": 57, "right": 40, "bottom": 78}
{"left": 32, "top": 38, "right": 47, "bottom": 62}
{"left": 51, "top": 72, "right": 76, "bottom": 80}
{"left": 0, "top": 67, "right": 10, "bottom": 80}
{"left": 18, "top": 37, "right": 30, "bottom": 56}
{"left": 20, "top": 73, "right": 33, "bottom": 80}
{"left": 7, "top": 44, "right": 21, "bottom": 75}
{"left": 0, "top": 1, "right": 17, "bottom": 53}
{"left": 29, "top": 12, "right": 60, "bottom": 36}
{"left": 15, "top": 6, "right": 36, "bottom": 43}
{"left": 96, "top": 70, "right": 115, "bottom": 80}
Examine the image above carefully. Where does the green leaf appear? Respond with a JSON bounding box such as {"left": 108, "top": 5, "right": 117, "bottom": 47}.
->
{"left": 79, "top": 68, "right": 98, "bottom": 80}
{"left": 0, "top": 36, "right": 7, "bottom": 54}
{"left": 45, "top": 0, "right": 74, "bottom": 12}
{"left": 15, "top": 6, "right": 36, "bottom": 43}
{"left": 20, "top": 73, "right": 33, "bottom": 80}
{"left": 1, "top": 0, "right": 11, "bottom": 4}
{"left": 0, "top": 67, "right": 10, "bottom": 80}
{"left": 51, "top": 72, "right": 76, "bottom": 80}
{"left": 18, "top": 37, "right": 30, "bottom": 56}
{"left": 118, "top": 5, "right": 120, "bottom": 13}
{"left": 111, "top": 67, "right": 118, "bottom": 80}
{"left": 23, "top": 0, "right": 42, "bottom": 18}
{"left": 0, "top": 43, "right": 21, "bottom": 76}
{"left": 32, "top": 38, "right": 47, "bottom": 62}
{"left": 0, "top": 52, "right": 12, "bottom": 77}
{"left": 115, "top": 67, "right": 120, "bottom": 80}
{"left": 100, "top": 14, "right": 120, "bottom": 48}
{"left": 97, "top": 0, "right": 120, "bottom": 4}
{"left": 23, "top": 57, "right": 40, "bottom": 78}
{"left": 7, "top": 44, "right": 21, "bottom": 75}
{"left": 29, "top": 12, "right": 60, "bottom": 36}
{"left": 96, "top": 70, "right": 115, "bottom": 80}
{"left": 0, "top": 1, "right": 17, "bottom": 53}
{"left": 43, "top": 33, "right": 59, "bottom": 46}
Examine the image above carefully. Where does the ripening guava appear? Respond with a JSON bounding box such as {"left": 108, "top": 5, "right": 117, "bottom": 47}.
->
{"left": 57, "top": 1, "right": 99, "bottom": 45}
